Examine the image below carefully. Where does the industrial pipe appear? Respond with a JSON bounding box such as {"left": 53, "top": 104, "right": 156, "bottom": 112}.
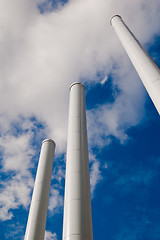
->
{"left": 110, "top": 15, "right": 160, "bottom": 114}
{"left": 62, "top": 82, "right": 93, "bottom": 240}
{"left": 24, "top": 139, "right": 55, "bottom": 240}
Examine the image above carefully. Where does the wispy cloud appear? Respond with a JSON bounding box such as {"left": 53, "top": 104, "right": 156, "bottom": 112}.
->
{"left": 44, "top": 230, "right": 57, "bottom": 240}
{"left": 0, "top": 0, "right": 160, "bottom": 233}
{"left": 4, "top": 222, "right": 24, "bottom": 240}
{"left": 0, "top": 0, "right": 160, "bottom": 151}
{"left": 0, "top": 173, "right": 33, "bottom": 221}
{"left": 0, "top": 117, "right": 45, "bottom": 221}
{"left": 89, "top": 153, "right": 101, "bottom": 196}
{"left": 48, "top": 189, "right": 63, "bottom": 214}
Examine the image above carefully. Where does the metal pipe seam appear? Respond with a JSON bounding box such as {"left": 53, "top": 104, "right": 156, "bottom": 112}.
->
{"left": 64, "top": 233, "right": 91, "bottom": 240}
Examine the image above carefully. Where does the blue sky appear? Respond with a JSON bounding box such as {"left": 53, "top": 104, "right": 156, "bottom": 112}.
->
{"left": 0, "top": 0, "right": 160, "bottom": 239}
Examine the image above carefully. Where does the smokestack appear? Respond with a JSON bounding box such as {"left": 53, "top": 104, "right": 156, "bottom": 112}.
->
{"left": 110, "top": 15, "right": 160, "bottom": 114}
{"left": 24, "top": 139, "right": 55, "bottom": 240}
{"left": 63, "top": 82, "right": 93, "bottom": 240}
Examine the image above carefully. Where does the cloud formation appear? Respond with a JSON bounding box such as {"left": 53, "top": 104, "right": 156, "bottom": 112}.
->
{"left": 0, "top": 118, "right": 39, "bottom": 220}
{"left": 45, "top": 230, "right": 57, "bottom": 240}
{"left": 1, "top": 0, "right": 160, "bottom": 151}
{"left": 0, "top": 1, "right": 160, "bottom": 238}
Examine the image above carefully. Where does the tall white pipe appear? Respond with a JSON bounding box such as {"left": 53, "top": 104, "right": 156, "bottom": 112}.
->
{"left": 110, "top": 15, "right": 160, "bottom": 114}
{"left": 24, "top": 139, "right": 55, "bottom": 240}
{"left": 63, "top": 82, "right": 93, "bottom": 240}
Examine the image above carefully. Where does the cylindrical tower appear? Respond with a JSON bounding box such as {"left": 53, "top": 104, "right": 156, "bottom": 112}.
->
{"left": 24, "top": 139, "right": 56, "bottom": 240}
{"left": 63, "top": 82, "right": 93, "bottom": 240}
{"left": 110, "top": 15, "right": 160, "bottom": 114}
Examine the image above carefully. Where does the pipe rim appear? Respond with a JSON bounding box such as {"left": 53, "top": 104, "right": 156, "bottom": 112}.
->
{"left": 42, "top": 139, "right": 56, "bottom": 145}
{"left": 69, "top": 82, "right": 85, "bottom": 91}
{"left": 110, "top": 14, "right": 122, "bottom": 25}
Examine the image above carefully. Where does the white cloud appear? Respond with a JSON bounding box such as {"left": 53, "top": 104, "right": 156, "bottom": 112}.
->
{"left": 48, "top": 189, "right": 63, "bottom": 214}
{"left": 0, "top": 0, "right": 160, "bottom": 152}
{"left": 0, "top": 134, "right": 34, "bottom": 172}
{"left": 100, "top": 75, "right": 108, "bottom": 85}
{"left": 0, "top": 173, "right": 34, "bottom": 221}
{"left": 0, "top": 0, "right": 160, "bottom": 223}
{"left": 4, "top": 223, "right": 24, "bottom": 240}
{"left": 90, "top": 161, "right": 101, "bottom": 196}
{"left": 89, "top": 153, "right": 101, "bottom": 196}
{"left": 0, "top": 117, "right": 43, "bottom": 220}
{"left": 87, "top": 66, "right": 146, "bottom": 147}
{"left": 45, "top": 230, "right": 57, "bottom": 240}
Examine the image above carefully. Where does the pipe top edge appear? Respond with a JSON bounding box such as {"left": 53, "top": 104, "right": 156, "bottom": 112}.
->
{"left": 110, "top": 14, "right": 122, "bottom": 25}
{"left": 42, "top": 139, "right": 55, "bottom": 145}
{"left": 69, "top": 82, "right": 85, "bottom": 91}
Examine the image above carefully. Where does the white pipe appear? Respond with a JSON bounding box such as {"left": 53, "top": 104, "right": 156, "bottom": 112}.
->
{"left": 110, "top": 15, "right": 160, "bottom": 114}
{"left": 63, "top": 82, "right": 93, "bottom": 240}
{"left": 24, "top": 139, "right": 55, "bottom": 240}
